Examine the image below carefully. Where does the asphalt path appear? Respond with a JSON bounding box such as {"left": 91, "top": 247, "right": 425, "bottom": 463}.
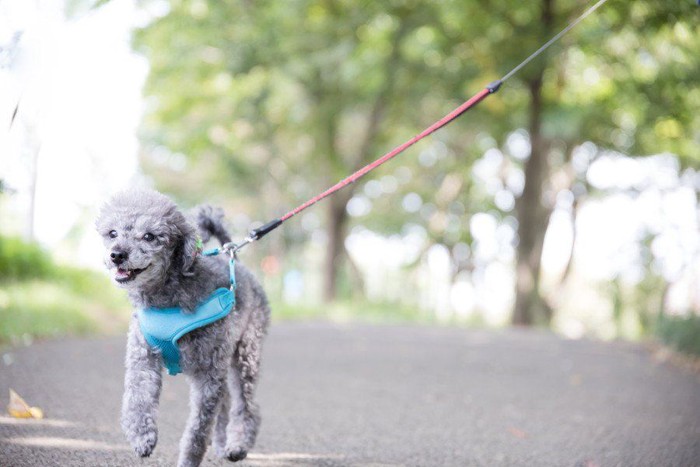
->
{"left": 1, "top": 322, "right": 699, "bottom": 466}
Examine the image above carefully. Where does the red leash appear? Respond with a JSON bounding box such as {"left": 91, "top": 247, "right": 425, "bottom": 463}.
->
{"left": 281, "top": 84, "right": 499, "bottom": 223}
{"left": 242, "top": 82, "right": 500, "bottom": 244}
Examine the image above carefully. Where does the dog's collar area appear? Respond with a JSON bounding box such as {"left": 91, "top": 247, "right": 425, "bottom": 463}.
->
{"left": 200, "top": 248, "right": 238, "bottom": 291}
{"left": 202, "top": 239, "right": 251, "bottom": 259}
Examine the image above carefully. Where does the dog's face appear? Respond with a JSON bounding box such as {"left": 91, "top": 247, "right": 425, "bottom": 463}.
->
{"left": 95, "top": 190, "right": 198, "bottom": 290}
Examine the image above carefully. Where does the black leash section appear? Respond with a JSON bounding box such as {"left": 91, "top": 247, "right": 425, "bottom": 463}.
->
{"left": 222, "top": 0, "right": 611, "bottom": 256}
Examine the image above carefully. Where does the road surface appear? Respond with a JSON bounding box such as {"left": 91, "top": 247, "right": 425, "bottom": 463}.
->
{"left": 1, "top": 322, "right": 699, "bottom": 466}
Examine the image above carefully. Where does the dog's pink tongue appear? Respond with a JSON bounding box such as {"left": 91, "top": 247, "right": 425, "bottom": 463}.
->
{"left": 116, "top": 268, "right": 131, "bottom": 279}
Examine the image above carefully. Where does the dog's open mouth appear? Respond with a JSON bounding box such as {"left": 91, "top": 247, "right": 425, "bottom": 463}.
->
{"left": 115, "top": 266, "right": 148, "bottom": 283}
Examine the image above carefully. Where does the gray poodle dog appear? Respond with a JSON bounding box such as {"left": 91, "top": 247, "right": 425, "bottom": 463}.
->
{"left": 96, "top": 189, "right": 270, "bottom": 466}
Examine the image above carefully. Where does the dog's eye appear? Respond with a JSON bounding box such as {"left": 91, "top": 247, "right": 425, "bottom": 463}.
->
{"left": 109, "top": 230, "right": 118, "bottom": 239}
{"left": 143, "top": 233, "right": 155, "bottom": 242}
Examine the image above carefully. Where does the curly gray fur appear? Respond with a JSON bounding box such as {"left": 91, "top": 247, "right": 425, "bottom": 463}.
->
{"left": 96, "top": 189, "right": 270, "bottom": 466}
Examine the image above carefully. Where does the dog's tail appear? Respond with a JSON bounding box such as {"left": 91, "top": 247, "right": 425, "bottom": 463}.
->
{"left": 192, "top": 205, "right": 232, "bottom": 246}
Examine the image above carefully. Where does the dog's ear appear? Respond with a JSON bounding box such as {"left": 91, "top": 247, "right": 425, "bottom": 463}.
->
{"left": 174, "top": 212, "right": 199, "bottom": 277}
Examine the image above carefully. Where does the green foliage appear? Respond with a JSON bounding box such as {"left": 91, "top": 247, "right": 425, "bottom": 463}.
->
{"left": 132, "top": 1, "right": 482, "bottom": 206}
{"left": 0, "top": 271, "right": 130, "bottom": 345}
{"left": 0, "top": 236, "right": 54, "bottom": 281}
{"left": 0, "top": 235, "right": 130, "bottom": 345}
{"left": 0, "top": 281, "right": 98, "bottom": 343}
{"left": 656, "top": 314, "right": 700, "bottom": 357}
{"left": 575, "top": 1, "right": 700, "bottom": 166}
{"left": 132, "top": 0, "right": 699, "bottom": 323}
{"left": 133, "top": 0, "right": 699, "bottom": 226}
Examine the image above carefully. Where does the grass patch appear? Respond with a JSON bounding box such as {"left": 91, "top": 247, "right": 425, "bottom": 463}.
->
{"left": 0, "top": 273, "right": 130, "bottom": 346}
{"left": 0, "top": 235, "right": 131, "bottom": 346}
{"left": 0, "top": 281, "right": 97, "bottom": 342}
{"left": 0, "top": 236, "right": 54, "bottom": 281}
{"left": 656, "top": 314, "right": 700, "bottom": 357}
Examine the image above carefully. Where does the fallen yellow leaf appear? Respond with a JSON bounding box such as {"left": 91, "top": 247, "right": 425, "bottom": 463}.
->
{"left": 7, "top": 389, "right": 44, "bottom": 419}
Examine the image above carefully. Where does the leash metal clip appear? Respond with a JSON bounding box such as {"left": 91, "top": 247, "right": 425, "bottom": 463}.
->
{"left": 224, "top": 243, "right": 239, "bottom": 292}
{"left": 221, "top": 238, "right": 255, "bottom": 292}
{"left": 221, "top": 236, "right": 254, "bottom": 258}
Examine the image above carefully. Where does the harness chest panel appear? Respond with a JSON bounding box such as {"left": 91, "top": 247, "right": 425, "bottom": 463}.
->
{"left": 138, "top": 288, "right": 235, "bottom": 375}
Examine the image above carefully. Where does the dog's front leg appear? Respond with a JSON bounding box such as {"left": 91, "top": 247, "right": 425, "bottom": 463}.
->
{"left": 121, "top": 316, "right": 163, "bottom": 457}
{"left": 178, "top": 369, "right": 226, "bottom": 467}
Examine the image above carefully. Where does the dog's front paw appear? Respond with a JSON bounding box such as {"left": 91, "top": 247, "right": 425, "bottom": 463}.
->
{"left": 131, "top": 429, "right": 158, "bottom": 457}
{"left": 225, "top": 448, "right": 248, "bottom": 462}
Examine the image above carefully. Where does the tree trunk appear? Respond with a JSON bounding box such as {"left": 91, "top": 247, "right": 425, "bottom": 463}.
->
{"left": 512, "top": 0, "right": 555, "bottom": 325}
{"left": 319, "top": 24, "right": 407, "bottom": 302}
{"left": 323, "top": 190, "right": 351, "bottom": 302}
{"left": 25, "top": 130, "right": 41, "bottom": 242}
{"left": 513, "top": 78, "right": 549, "bottom": 325}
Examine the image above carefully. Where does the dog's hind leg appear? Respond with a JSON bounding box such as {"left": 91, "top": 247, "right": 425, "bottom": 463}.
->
{"left": 236, "top": 326, "right": 265, "bottom": 450}
{"left": 221, "top": 327, "right": 264, "bottom": 461}
{"left": 212, "top": 383, "right": 230, "bottom": 457}
{"left": 219, "top": 365, "right": 252, "bottom": 462}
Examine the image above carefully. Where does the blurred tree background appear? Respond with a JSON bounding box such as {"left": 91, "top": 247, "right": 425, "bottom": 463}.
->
{"left": 132, "top": 0, "right": 699, "bottom": 331}
{"left": 1, "top": 0, "right": 699, "bottom": 352}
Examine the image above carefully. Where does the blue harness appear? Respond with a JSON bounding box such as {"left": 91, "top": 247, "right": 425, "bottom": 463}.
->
{"left": 138, "top": 256, "right": 237, "bottom": 375}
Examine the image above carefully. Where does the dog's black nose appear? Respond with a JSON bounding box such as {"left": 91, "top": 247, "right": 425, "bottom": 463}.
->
{"left": 110, "top": 250, "right": 128, "bottom": 265}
